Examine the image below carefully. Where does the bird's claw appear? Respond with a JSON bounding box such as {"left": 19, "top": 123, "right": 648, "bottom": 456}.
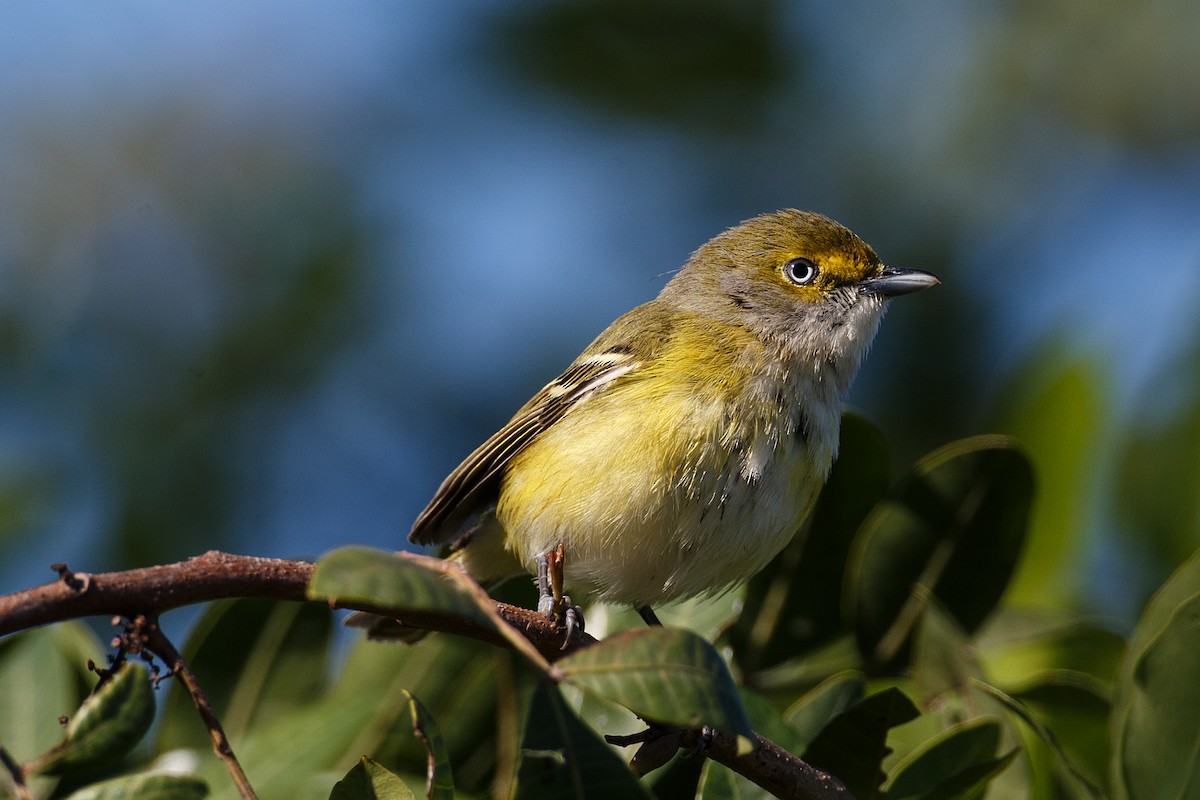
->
{"left": 536, "top": 545, "right": 585, "bottom": 646}
{"left": 561, "top": 596, "right": 585, "bottom": 647}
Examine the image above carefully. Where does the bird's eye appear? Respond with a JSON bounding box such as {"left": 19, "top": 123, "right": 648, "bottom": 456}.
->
{"left": 783, "top": 257, "right": 819, "bottom": 286}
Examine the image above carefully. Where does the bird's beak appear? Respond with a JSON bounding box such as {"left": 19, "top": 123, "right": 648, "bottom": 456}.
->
{"left": 859, "top": 267, "right": 940, "bottom": 297}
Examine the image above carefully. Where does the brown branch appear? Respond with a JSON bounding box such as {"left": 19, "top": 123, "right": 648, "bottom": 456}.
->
{"left": 0, "top": 553, "right": 312, "bottom": 636}
{"left": 0, "top": 551, "right": 852, "bottom": 800}
{"left": 0, "top": 551, "right": 581, "bottom": 662}
{"left": 692, "top": 729, "right": 852, "bottom": 800}
{"left": 129, "top": 615, "right": 259, "bottom": 800}
{"left": 609, "top": 726, "right": 852, "bottom": 800}
{"left": 0, "top": 744, "right": 32, "bottom": 800}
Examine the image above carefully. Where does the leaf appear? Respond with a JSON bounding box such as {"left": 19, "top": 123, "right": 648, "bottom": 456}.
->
{"left": 1113, "top": 590, "right": 1200, "bottom": 800}
{"left": 308, "top": 546, "right": 498, "bottom": 632}
{"left": 331, "top": 635, "right": 503, "bottom": 796}
{"left": 799, "top": 686, "right": 920, "bottom": 800}
{"left": 846, "top": 436, "right": 1034, "bottom": 670}
{"left": 978, "top": 612, "right": 1126, "bottom": 689}
{"left": 641, "top": 751, "right": 703, "bottom": 800}
{"left": 729, "top": 413, "right": 890, "bottom": 675}
{"left": 0, "top": 624, "right": 101, "bottom": 768}
{"left": 911, "top": 598, "right": 986, "bottom": 706}
{"left": 692, "top": 690, "right": 814, "bottom": 800}
{"left": 1114, "top": 343, "right": 1200, "bottom": 598}
{"left": 62, "top": 773, "right": 209, "bottom": 800}
{"left": 997, "top": 351, "right": 1106, "bottom": 609}
{"left": 399, "top": 690, "right": 453, "bottom": 800}
{"left": 194, "top": 635, "right": 501, "bottom": 800}
{"left": 328, "top": 757, "right": 416, "bottom": 800}
{"left": 781, "top": 671, "right": 865, "bottom": 753}
{"left": 1110, "top": 551, "right": 1200, "bottom": 800}
{"left": 557, "top": 628, "right": 755, "bottom": 749}
{"left": 1117, "top": 550, "right": 1200, "bottom": 691}
{"left": 1011, "top": 671, "right": 1110, "bottom": 792}
{"left": 696, "top": 759, "right": 775, "bottom": 800}
{"left": 972, "top": 679, "right": 1101, "bottom": 799}
{"left": 885, "top": 719, "right": 1015, "bottom": 800}
{"left": 514, "top": 681, "right": 652, "bottom": 800}
{"left": 157, "top": 598, "right": 332, "bottom": 752}
{"left": 33, "top": 662, "right": 156, "bottom": 776}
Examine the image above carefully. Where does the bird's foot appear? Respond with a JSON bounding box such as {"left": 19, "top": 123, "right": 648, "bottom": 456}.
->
{"left": 536, "top": 543, "right": 585, "bottom": 647}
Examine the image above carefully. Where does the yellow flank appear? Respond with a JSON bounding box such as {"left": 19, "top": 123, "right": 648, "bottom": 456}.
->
{"left": 408, "top": 209, "right": 938, "bottom": 614}
{"left": 497, "top": 311, "right": 834, "bottom": 607}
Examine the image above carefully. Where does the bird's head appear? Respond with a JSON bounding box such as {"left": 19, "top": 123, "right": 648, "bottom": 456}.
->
{"left": 663, "top": 209, "right": 938, "bottom": 373}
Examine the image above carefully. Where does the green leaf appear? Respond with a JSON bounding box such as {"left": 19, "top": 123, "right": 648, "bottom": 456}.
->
{"left": 157, "top": 598, "right": 332, "bottom": 752}
{"left": 1117, "top": 550, "right": 1200, "bottom": 692}
{"left": 1110, "top": 551, "right": 1200, "bottom": 800}
{"left": 328, "top": 757, "right": 416, "bottom": 800}
{"left": 781, "top": 671, "right": 865, "bottom": 753}
{"left": 972, "top": 679, "right": 1101, "bottom": 799}
{"left": 1114, "top": 344, "right": 1200, "bottom": 600}
{"left": 641, "top": 751, "right": 703, "bottom": 799}
{"left": 62, "top": 773, "right": 209, "bottom": 800}
{"left": 696, "top": 759, "right": 774, "bottom": 800}
{"left": 195, "top": 692, "right": 398, "bottom": 800}
{"left": 886, "top": 719, "right": 1015, "bottom": 800}
{"left": 1114, "top": 589, "right": 1200, "bottom": 800}
{"left": 33, "top": 662, "right": 155, "bottom": 776}
{"left": 514, "top": 681, "right": 652, "bottom": 800}
{"left": 911, "top": 599, "right": 985, "bottom": 706}
{"left": 1011, "top": 671, "right": 1110, "bottom": 792}
{"left": 691, "top": 690, "right": 817, "bottom": 800}
{"left": 557, "top": 628, "right": 755, "bottom": 748}
{"left": 193, "top": 635, "right": 500, "bottom": 800}
{"left": 308, "top": 546, "right": 497, "bottom": 631}
{"left": 330, "top": 636, "right": 502, "bottom": 796}
{"left": 997, "top": 351, "right": 1106, "bottom": 609}
{"left": 799, "top": 686, "right": 920, "bottom": 800}
{"left": 729, "top": 413, "right": 890, "bottom": 675}
{"left": 399, "top": 690, "right": 453, "bottom": 800}
{"left": 0, "top": 624, "right": 101, "bottom": 768}
{"left": 846, "top": 436, "right": 1034, "bottom": 670}
{"left": 978, "top": 612, "right": 1126, "bottom": 689}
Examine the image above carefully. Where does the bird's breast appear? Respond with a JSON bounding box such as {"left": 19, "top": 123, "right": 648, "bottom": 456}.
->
{"left": 496, "top": 367, "right": 840, "bottom": 607}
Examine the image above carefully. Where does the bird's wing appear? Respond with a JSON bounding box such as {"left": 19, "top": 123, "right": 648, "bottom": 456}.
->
{"left": 408, "top": 320, "right": 658, "bottom": 545}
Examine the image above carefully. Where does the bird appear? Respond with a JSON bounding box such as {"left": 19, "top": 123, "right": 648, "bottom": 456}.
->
{"left": 408, "top": 209, "right": 937, "bottom": 631}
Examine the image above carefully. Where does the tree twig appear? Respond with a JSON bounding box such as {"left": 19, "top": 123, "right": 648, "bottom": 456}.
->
{"left": 0, "top": 744, "right": 32, "bottom": 800}
{"left": 0, "top": 552, "right": 853, "bottom": 800}
{"left": 0, "top": 551, "right": 582, "bottom": 662}
{"left": 127, "top": 615, "right": 259, "bottom": 800}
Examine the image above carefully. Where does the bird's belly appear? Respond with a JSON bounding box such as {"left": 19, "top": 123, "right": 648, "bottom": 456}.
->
{"left": 496, "top": 395, "right": 833, "bottom": 608}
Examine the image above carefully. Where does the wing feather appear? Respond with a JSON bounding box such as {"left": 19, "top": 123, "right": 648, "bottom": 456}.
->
{"left": 408, "top": 350, "right": 639, "bottom": 545}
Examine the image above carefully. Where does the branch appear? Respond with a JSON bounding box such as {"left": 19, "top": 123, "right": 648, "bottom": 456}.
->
{"left": 127, "top": 615, "right": 259, "bottom": 800}
{"left": 0, "top": 553, "right": 312, "bottom": 635}
{"left": 0, "top": 551, "right": 582, "bottom": 662}
{"left": 692, "top": 729, "right": 851, "bottom": 800}
{"left": 0, "top": 745, "right": 32, "bottom": 800}
{"left": 0, "top": 552, "right": 853, "bottom": 800}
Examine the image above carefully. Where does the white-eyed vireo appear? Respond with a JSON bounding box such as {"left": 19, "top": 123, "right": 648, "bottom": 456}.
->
{"left": 410, "top": 209, "right": 937, "bottom": 627}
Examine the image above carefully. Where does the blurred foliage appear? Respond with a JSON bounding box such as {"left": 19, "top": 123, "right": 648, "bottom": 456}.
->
{"left": 493, "top": 0, "right": 785, "bottom": 132}
{"left": 0, "top": 123, "right": 370, "bottom": 573}
{"left": 2, "top": 0, "right": 1200, "bottom": 797}
{"left": 4, "top": 427, "right": 1198, "bottom": 799}
{"left": 993, "top": 345, "right": 1108, "bottom": 611}
{"left": 992, "top": 0, "right": 1200, "bottom": 148}
{"left": 1115, "top": 341, "right": 1200, "bottom": 605}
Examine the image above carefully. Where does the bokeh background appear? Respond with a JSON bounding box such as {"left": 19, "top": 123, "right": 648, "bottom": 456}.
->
{"left": 2, "top": 0, "right": 1198, "bottom": 631}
